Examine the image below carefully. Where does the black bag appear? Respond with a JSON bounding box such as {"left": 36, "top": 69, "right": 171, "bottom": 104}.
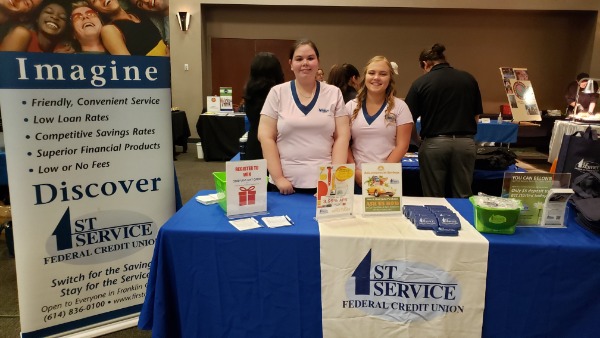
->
{"left": 475, "top": 147, "right": 517, "bottom": 170}
{"left": 556, "top": 126, "right": 600, "bottom": 184}
{"left": 570, "top": 171, "right": 600, "bottom": 234}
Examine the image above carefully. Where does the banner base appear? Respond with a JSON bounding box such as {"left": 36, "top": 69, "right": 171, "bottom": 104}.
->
{"left": 54, "top": 316, "right": 139, "bottom": 338}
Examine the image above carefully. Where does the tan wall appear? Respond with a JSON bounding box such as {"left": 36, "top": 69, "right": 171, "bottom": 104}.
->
{"left": 169, "top": 1, "right": 600, "bottom": 139}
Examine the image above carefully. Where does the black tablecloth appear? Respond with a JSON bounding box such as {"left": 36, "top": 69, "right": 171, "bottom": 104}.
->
{"left": 196, "top": 114, "right": 246, "bottom": 161}
{"left": 172, "top": 111, "right": 191, "bottom": 157}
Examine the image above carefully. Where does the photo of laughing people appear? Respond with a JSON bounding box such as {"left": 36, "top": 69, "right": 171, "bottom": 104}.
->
{"left": 0, "top": 0, "right": 169, "bottom": 55}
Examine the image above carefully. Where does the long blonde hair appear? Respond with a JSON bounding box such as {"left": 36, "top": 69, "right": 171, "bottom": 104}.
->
{"left": 351, "top": 56, "right": 396, "bottom": 124}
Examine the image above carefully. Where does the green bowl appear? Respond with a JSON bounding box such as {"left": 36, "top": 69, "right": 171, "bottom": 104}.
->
{"left": 469, "top": 196, "right": 521, "bottom": 235}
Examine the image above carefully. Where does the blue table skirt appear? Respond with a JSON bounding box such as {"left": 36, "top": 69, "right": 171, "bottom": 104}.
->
{"left": 139, "top": 193, "right": 323, "bottom": 337}
{"left": 416, "top": 119, "right": 518, "bottom": 143}
{"left": 449, "top": 199, "right": 600, "bottom": 338}
{"left": 140, "top": 192, "right": 600, "bottom": 338}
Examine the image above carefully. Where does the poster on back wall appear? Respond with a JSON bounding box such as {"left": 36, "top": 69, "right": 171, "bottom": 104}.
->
{"left": 499, "top": 67, "right": 542, "bottom": 122}
{"left": 0, "top": 0, "right": 173, "bottom": 335}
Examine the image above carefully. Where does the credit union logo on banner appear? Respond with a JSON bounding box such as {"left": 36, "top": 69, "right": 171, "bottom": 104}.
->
{"left": 45, "top": 208, "right": 156, "bottom": 265}
{"left": 344, "top": 250, "right": 463, "bottom": 322}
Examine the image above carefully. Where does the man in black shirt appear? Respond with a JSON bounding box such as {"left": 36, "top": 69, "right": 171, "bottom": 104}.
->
{"left": 405, "top": 43, "right": 483, "bottom": 198}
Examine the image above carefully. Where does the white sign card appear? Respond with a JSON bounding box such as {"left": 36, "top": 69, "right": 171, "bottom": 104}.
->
{"left": 225, "top": 159, "right": 267, "bottom": 217}
{"left": 316, "top": 164, "right": 355, "bottom": 220}
{"left": 206, "top": 96, "right": 220, "bottom": 113}
{"left": 361, "top": 163, "right": 403, "bottom": 215}
{"left": 540, "top": 188, "right": 574, "bottom": 228}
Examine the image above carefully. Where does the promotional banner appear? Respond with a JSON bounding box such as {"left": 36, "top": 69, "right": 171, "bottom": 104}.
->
{"left": 319, "top": 196, "right": 489, "bottom": 338}
{"left": 0, "top": 52, "right": 174, "bottom": 337}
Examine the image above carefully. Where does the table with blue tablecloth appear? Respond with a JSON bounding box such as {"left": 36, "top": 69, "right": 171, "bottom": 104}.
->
{"left": 416, "top": 119, "right": 518, "bottom": 143}
{"left": 139, "top": 191, "right": 600, "bottom": 338}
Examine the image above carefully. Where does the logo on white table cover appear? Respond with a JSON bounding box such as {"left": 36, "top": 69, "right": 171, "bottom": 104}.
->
{"left": 344, "top": 250, "right": 463, "bottom": 322}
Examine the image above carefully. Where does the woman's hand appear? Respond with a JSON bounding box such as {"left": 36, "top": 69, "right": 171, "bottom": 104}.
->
{"left": 274, "top": 177, "right": 294, "bottom": 195}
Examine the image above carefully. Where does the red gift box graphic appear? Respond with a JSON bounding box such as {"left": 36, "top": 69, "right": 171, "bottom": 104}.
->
{"left": 238, "top": 186, "right": 256, "bottom": 206}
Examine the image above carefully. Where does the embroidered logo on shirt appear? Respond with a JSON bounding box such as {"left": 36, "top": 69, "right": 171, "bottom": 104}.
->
{"left": 319, "top": 108, "right": 330, "bottom": 113}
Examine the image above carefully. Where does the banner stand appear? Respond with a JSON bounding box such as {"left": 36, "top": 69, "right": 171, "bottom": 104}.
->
{"left": 60, "top": 317, "right": 138, "bottom": 338}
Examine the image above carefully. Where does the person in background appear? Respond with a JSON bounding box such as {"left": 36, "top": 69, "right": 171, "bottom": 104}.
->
{"left": 243, "top": 52, "right": 284, "bottom": 160}
{"left": 565, "top": 72, "right": 597, "bottom": 114}
{"left": 315, "top": 68, "right": 325, "bottom": 82}
{"left": 328, "top": 63, "right": 360, "bottom": 103}
{"left": 1, "top": 0, "right": 70, "bottom": 52}
{"left": 405, "top": 43, "right": 483, "bottom": 198}
{"left": 347, "top": 56, "right": 413, "bottom": 191}
{"left": 258, "top": 39, "right": 350, "bottom": 195}
{"left": 129, "top": 0, "right": 169, "bottom": 47}
{"left": 86, "top": 0, "right": 167, "bottom": 56}
{"left": 71, "top": 1, "right": 105, "bottom": 53}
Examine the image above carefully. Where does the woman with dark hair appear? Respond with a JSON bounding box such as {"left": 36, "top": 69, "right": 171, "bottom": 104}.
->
{"left": 347, "top": 56, "right": 413, "bottom": 190}
{"left": 328, "top": 63, "right": 360, "bottom": 103}
{"left": 258, "top": 39, "right": 350, "bottom": 195}
{"left": 0, "top": 0, "right": 44, "bottom": 44}
{"left": 0, "top": 0, "right": 43, "bottom": 22}
{"left": 243, "top": 52, "right": 284, "bottom": 160}
{"left": 405, "top": 43, "right": 483, "bottom": 198}
{"left": 86, "top": 0, "right": 167, "bottom": 56}
{"left": 1, "top": 0, "right": 70, "bottom": 52}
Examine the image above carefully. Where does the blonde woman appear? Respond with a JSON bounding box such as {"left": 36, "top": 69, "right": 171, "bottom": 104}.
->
{"left": 71, "top": 2, "right": 105, "bottom": 53}
{"left": 346, "top": 56, "right": 413, "bottom": 190}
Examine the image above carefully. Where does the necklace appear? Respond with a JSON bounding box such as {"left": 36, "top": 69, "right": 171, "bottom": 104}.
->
{"left": 298, "top": 91, "right": 313, "bottom": 98}
{"left": 295, "top": 81, "right": 315, "bottom": 98}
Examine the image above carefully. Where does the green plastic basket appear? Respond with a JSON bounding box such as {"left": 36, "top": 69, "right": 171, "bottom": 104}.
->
{"left": 469, "top": 196, "right": 521, "bottom": 235}
{"left": 212, "top": 172, "right": 227, "bottom": 212}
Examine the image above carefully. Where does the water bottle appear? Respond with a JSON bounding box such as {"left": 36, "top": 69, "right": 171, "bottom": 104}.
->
{"left": 239, "top": 134, "right": 248, "bottom": 160}
{"left": 497, "top": 113, "right": 503, "bottom": 124}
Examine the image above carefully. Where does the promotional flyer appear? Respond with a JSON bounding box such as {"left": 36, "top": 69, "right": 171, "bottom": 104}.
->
{"left": 502, "top": 173, "right": 570, "bottom": 225}
{"left": 361, "top": 163, "right": 402, "bottom": 215}
{"left": 316, "top": 164, "right": 355, "bottom": 220}
{"left": 224, "top": 159, "right": 267, "bottom": 217}
{"left": 0, "top": 52, "right": 174, "bottom": 337}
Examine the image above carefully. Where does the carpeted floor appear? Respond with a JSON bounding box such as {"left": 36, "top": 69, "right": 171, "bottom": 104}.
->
{"left": 0, "top": 144, "right": 550, "bottom": 337}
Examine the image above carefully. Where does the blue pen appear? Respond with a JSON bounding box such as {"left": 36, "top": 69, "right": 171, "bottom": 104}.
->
{"left": 284, "top": 215, "right": 294, "bottom": 225}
